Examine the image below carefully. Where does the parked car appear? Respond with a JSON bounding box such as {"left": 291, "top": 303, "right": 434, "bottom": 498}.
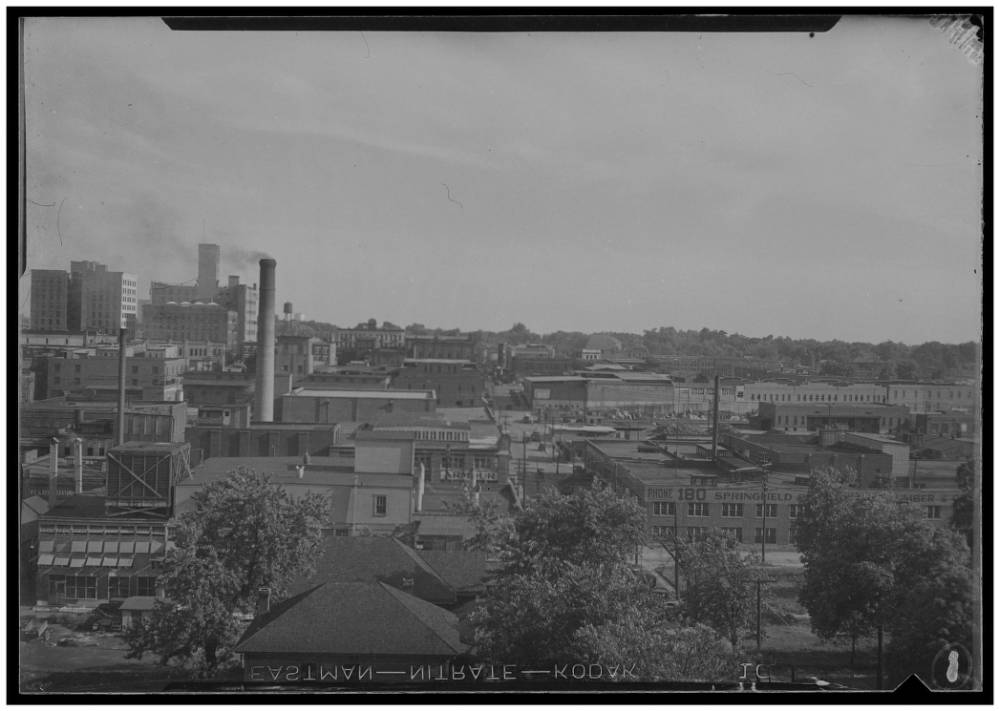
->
{"left": 85, "top": 600, "right": 124, "bottom": 631}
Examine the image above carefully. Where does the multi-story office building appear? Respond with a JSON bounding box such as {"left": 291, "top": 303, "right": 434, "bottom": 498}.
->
{"left": 196, "top": 243, "right": 220, "bottom": 300}
{"left": 68, "top": 261, "right": 138, "bottom": 333}
{"left": 149, "top": 246, "right": 258, "bottom": 349}
{"left": 29, "top": 269, "right": 70, "bottom": 331}
{"left": 216, "top": 277, "right": 258, "bottom": 347}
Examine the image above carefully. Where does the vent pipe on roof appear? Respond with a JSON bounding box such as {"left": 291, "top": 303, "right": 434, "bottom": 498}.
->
{"left": 416, "top": 462, "right": 425, "bottom": 512}
{"left": 74, "top": 437, "right": 83, "bottom": 494}
{"left": 256, "top": 587, "right": 271, "bottom": 615}
{"left": 48, "top": 438, "right": 59, "bottom": 507}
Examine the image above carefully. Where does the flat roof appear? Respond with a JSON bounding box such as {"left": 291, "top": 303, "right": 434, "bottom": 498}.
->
{"left": 288, "top": 389, "right": 434, "bottom": 399}
{"left": 403, "top": 358, "right": 474, "bottom": 365}
{"left": 183, "top": 457, "right": 412, "bottom": 487}
{"left": 371, "top": 413, "right": 471, "bottom": 429}
{"left": 111, "top": 441, "right": 189, "bottom": 453}
{"left": 842, "top": 432, "right": 908, "bottom": 444}
{"left": 191, "top": 422, "right": 337, "bottom": 431}
{"left": 613, "top": 372, "right": 673, "bottom": 382}
{"left": 522, "top": 376, "right": 587, "bottom": 383}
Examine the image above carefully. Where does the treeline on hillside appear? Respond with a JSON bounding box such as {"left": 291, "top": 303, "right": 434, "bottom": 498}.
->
{"left": 481, "top": 324, "right": 978, "bottom": 380}
{"left": 272, "top": 318, "right": 978, "bottom": 380}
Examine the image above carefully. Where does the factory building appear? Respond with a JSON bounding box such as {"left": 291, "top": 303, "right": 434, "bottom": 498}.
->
{"left": 276, "top": 334, "right": 319, "bottom": 381}
{"left": 141, "top": 302, "right": 238, "bottom": 350}
{"left": 755, "top": 402, "right": 909, "bottom": 435}
{"left": 185, "top": 422, "right": 342, "bottom": 464}
{"left": 885, "top": 382, "right": 978, "bottom": 415}
{"left": 33, "top": 442, "right": 191, "bottom": 607}
{"left": 42, "top": 352, "right": 185, "bottom": 402}
{"left": 406, "top": 333, "right": 480, "bottom": 361}
{"left": 522, "top": 372, "right": 674, "bottom": 416}
{"left": 584, "top": 439, "right": 960, "bottom": 547}
{"left": 334, "top": 320, "right": 405, "bottom": 363}
{"left": 278, "top": 388, "right": 437, "bottom": 424}
{"left": 391, "top": 359, "right": 485, "bottom": 408}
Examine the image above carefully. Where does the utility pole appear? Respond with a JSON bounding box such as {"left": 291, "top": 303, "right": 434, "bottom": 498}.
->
{"left": 760, "top": 457, "right": 770, "bottom": 564}
{"left": 673, "top": 511, "right": 680, "bottom": 602}
{"left": 521, "top": 433, "right": 527, "bottom": 480}
{"left": 756, "top": 579, "right": 763, "bottom": 651}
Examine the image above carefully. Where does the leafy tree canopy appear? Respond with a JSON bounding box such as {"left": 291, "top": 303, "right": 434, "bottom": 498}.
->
{"left": 679, "top": 532, "right": 760, "bottom": 647}
{"left": 467, "top": 484, "right": 736, "bottom": 680}
{"left": 124, "top": 469, "right": 329, "bottom": 674}
{"left": 794, "top": 468, "right": 974, "bottom": 685}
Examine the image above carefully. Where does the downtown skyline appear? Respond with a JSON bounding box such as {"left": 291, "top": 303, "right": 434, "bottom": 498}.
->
{"left": 20, "top": 15, "right": 983, "bottom": 344}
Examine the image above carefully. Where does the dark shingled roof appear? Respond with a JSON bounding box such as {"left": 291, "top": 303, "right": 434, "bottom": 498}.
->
{"left": 289, "top": 535, "right": 455, "bottom": 605}
{"left": 416, "top": 550, "right": 491, "bottom": 593}
{"left": 235, "top": 581, "right": 467, "bottom": 657}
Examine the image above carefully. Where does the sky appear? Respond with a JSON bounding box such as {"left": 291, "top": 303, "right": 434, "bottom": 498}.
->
{"left": 19, "top": 15, "right": 983, "bottom": 344}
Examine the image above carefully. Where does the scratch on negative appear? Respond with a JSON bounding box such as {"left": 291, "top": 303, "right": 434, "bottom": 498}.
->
{"left": 777, "top": 72, "right": 814, "bottom": 88}
{"left": 56, "top": 197, "right": 66, "bottom": 246}
{"left": 441, "top": 183, "right": 464, "bottom": 210}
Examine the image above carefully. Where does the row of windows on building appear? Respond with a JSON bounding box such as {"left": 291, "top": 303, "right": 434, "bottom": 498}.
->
{"left": 773, "top": 414, "right": 904, "bottom": 427}
{"left": 891, "top": 389, "right": 973, "bottom": 400}
{"left": 48, "top": 575, "right": 157, "bottom": 600}
{"left": 650, "top": 501, "right": 801, "bottom": 518}
{"left": 53, "top": 362, "right": 178, "bottom": 376}
{"left": 415, "top": 453, "right": 495, "bottom": 470}
{"left": 650, "top": 525, "right": 780, "bottom": 543}
{"left": 649, "top": 501, "right": 942, "bottom": 521}
{"left": 751, "top": 392, "right": 882, "bottom": 403}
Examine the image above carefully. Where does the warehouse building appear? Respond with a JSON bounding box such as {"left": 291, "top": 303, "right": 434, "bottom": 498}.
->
{"left": 278, "top": 388, "right": 436, "bottom": 424}
{"left": 755, "top": 402, "right": 909, "bottom": 435}
{"left": 583, "top": 439, "right": 959, "bottom": 547}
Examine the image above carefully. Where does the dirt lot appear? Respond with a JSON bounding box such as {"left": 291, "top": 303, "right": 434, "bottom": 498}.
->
{"left": 18, "top": 638, "right": 189, "bottom": 693}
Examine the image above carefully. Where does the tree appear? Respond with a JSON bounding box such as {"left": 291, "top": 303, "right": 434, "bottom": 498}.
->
{"left": 795, "top": 469, "right": 974, "bottom": 685}
{"left": 467, "top": 484, "right": 735, "bottom": 681}
{"left": 576, "top": 616, "right": 735, "bottom": 682}
{"left": 124, "top": 469, "right": 329, "bottom": 674}
{"left": 951, "top": 461, "right": 974, "bottom": 549}
{"left": 679, "top": 532, "right": 759, "bottom": 647}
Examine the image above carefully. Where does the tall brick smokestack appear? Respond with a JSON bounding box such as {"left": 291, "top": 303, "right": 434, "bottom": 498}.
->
{"left": 255, "top": 258, "right": 276, "bottom": 422}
